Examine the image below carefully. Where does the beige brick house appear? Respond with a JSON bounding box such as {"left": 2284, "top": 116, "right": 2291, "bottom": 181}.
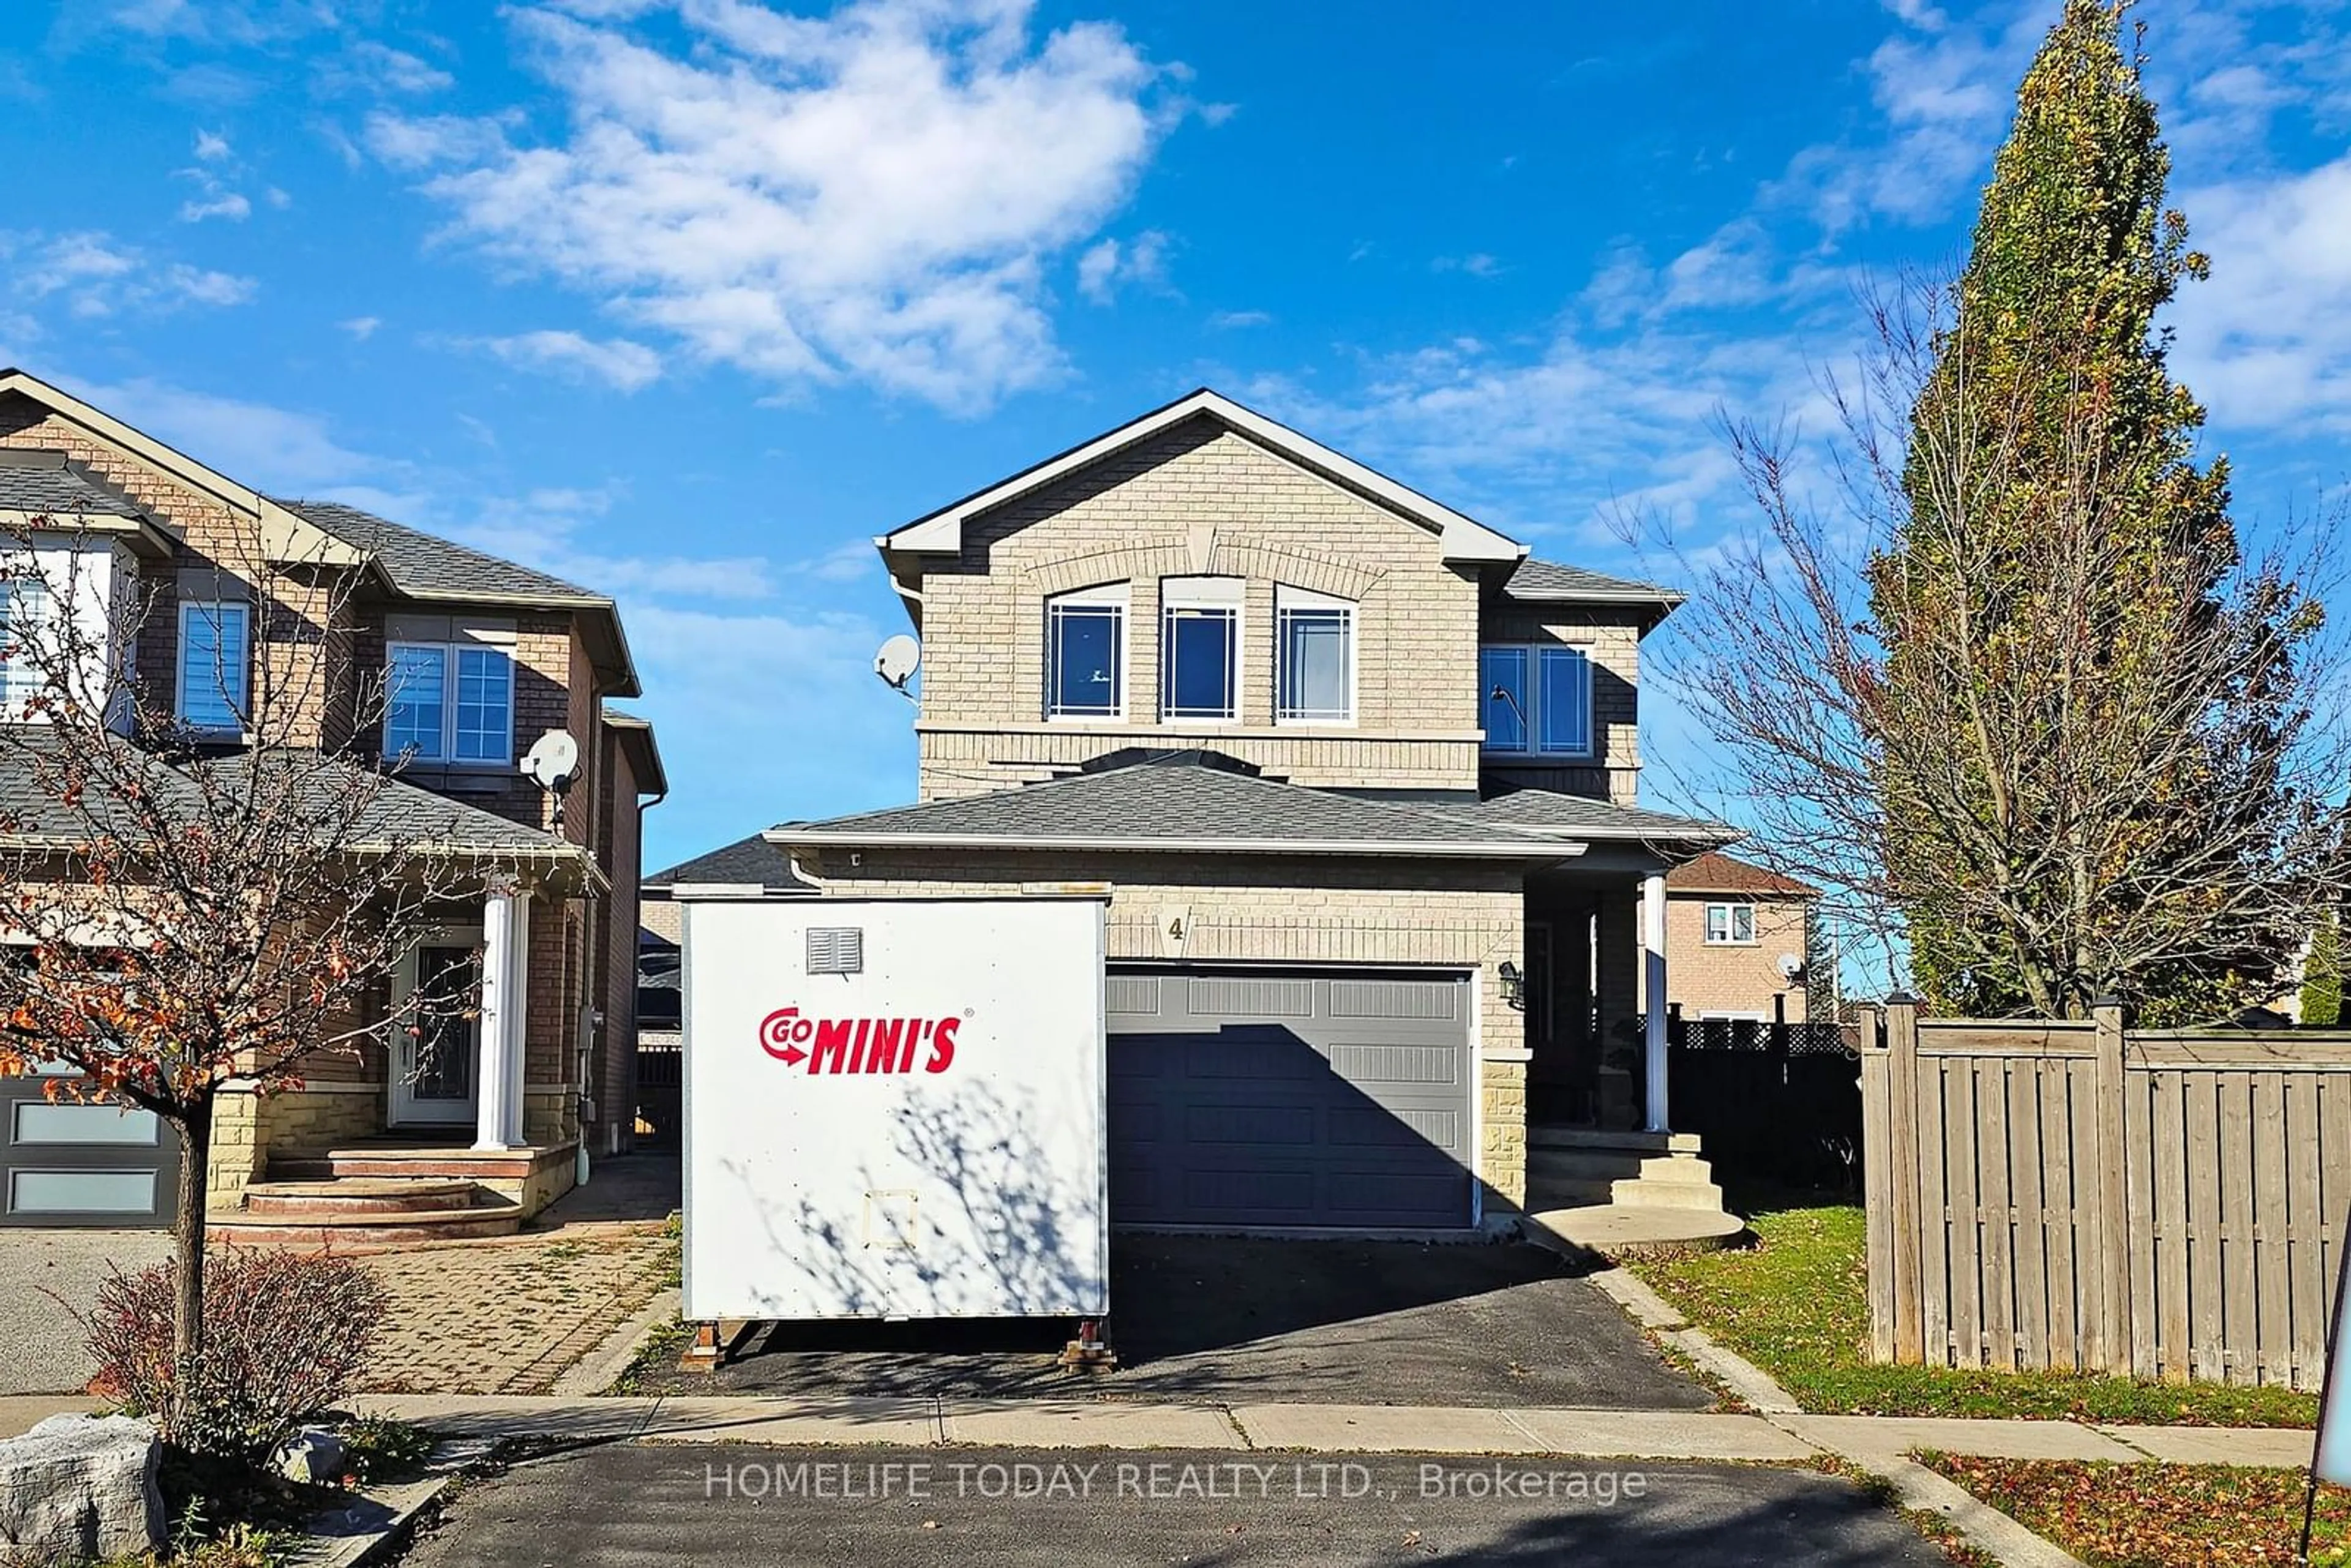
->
{"left": 0, "top": 369, "right": 662, "bottom": 1234}
{"left": 764, "top": 389, "right": 1738, "bottom": 1231}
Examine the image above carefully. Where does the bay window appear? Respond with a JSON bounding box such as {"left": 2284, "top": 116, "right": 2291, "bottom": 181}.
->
{"left": 1480, "top": 643, "right": 1592, "bottom": 756}
{"left": 0, "top": 577, "right": 50, "bottom": 715}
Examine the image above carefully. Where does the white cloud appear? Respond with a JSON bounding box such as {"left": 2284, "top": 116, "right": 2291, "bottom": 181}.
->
{"left": 193, "top": 128, "right": 231, "bottom": 160}
{"left": 471, "top": 329, "right": 664, "bottom": 392}
{"left": 370, "top": 0, "right": 1174, "bottom": 411}
{"left": 2170, "top": 154, "right": 2351, "bottom": 432}
{"left": 338, "top": 40, "right": 455, "bottom": 95}
{"left": 339, "top": 315, "right": 381, "bottom": 340}
{"left": 1075, "top": 230, "right": 1171, "bottom": 303}
{"left": 1207, "top": 309, "right": 1271, "bottom": 329}
{"left": 59, "top": 373, "right": 386, "bottom": 492}
{"left": 0, "top": 230, "right": 255, "bottom": 321}
{"left": 179, "top": 192, "right": 252, "bottom": 223}
{"left": 1433, "top": 253, "right": 1504, "bottom": 278}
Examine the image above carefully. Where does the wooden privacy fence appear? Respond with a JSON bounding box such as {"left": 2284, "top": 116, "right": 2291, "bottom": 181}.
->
{"left": 1860, "top": 998, "right": 2351, "bottom": 1389}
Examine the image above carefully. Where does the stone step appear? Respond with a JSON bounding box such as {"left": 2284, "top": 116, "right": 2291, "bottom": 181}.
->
{"left": 241, "top": 1178, "right": 484, "bottom": 1218}
{"left": 1525, "top": 1176, "right": 1619, "bottom": 1207}
{"left": 266, "top": 1146, "right": 546, "bottom": 1184}
{"left": 1609, "top": 1176, "right": 1730, "bottom": 1212}
{"left": 206, "top": 1207, "right": 525, "bottom": 1248}
{"left": 1528, "top": 1150, "right": 1716, "bottom": 1186}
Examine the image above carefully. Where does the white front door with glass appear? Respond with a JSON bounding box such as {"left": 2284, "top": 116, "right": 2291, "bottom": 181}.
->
{"left": 389, "top": 942, "right": 481, "bottom": 1127}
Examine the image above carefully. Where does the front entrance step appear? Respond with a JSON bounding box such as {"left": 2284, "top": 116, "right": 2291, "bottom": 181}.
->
{"left": 206, "top": 1207, "right": 525, "bottom": 1247}
{"left": 1609, "top": 1174, "right": 1728, "bottom": 1212}
{"left": 265, "top": 1146, "right": 547, "bottom": 1184}
{"left": 240, "top": 1178, "right": 483, "bottom": 1218}
{"left": 1526, "top": 1203, "right": 1747, "bottom": 1255}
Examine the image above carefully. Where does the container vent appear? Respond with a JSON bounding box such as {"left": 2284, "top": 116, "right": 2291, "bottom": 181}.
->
{"left": 806, "top": 927, "right": 864, "bottom": 975}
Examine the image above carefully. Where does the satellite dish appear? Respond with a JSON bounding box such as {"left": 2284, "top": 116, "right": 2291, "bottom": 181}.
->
{"left": 1777, "top": 952, "right": 1806, "bottom": 981}
{"left": 521, "top": 730, "right": 580, "bottom": 793}
{"left": 874, "top": 634, "right": 921, "bottom": 697}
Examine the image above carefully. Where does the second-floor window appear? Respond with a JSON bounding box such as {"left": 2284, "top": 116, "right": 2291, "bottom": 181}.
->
{"left": 386, "top": 641, "right": 514, "bottom": 764}
{"left": 1045, "top": 585, "right": 1126, "bottom": 719}
{"left": 1277, "top": 586, "right": 1354, "bottom": 723}
{"left": 176, "top": 600, "right": 250, "bottom": 735}
{"left": 1703, "top": 902, "right": 1757, "bottom": 945}
{"left": 0, "top": 577, "right": 50, "bottom": 714}
{"left": 1480, "top": 644, "right": 1592, "bottom": 757}
{"left": 1160, "top": 577, "right": 1240, "bottom": 722}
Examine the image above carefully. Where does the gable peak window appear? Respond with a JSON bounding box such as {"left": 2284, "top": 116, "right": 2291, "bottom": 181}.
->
{"left": 176, "top": 599, "right": 251, "bottom": 736}
{"left": 386, "top": 638, "right": 514, "bottom": 765}
{"left": 1703, "top": 902, "right": 1757, "bottom": 945}
{"left": 1277, "top": 585, "right": 1354, "bottom": 724}
{"left": 1044, "top": 583, "right": 1127, "bottom": 720}
{"left": 1160, "top": 576, "right": 1241, "bottom": 723}
{"left": 1481, "top": 643, "right": 1592, "bottom": 757}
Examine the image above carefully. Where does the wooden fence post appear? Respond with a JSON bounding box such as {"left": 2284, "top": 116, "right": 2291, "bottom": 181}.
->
{"left": 1885, "top": 995, "right": 1925, "bottom": 1363}
{"left": 1857, "top": 1003, "right": 1894, "bottom": 1362}
{"left": 2090, "top": 997, "right": 2131, "bottom": 1376}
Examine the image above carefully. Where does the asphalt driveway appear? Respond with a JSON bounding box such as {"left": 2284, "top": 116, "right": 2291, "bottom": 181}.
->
{"left": 0, "top": 1228, "right": 174, "bottom": 1395}
{"left": 400, "top": 1442, "right": 1944, "bottom": 1567}
{"left": 650, "top": 1234, "right": 1711, "bottom": 1409}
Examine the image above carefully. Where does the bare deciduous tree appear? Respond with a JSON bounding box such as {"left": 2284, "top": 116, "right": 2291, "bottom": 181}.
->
{"left": 1627, "top": 276, "right": 2349, "bottom": 1019}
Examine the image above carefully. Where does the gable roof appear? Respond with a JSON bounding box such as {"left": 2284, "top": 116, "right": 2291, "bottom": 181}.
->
{"left": 645, "top": 831, "right": 805, "bottom": 893}
{"left": 879, "top": 388, "right": 1526, "bottom": 568}
{"left": 0, "top": 449, "right": 141, "bottom": 519}
{"left": 772, "top": 751, "right": 1733, "bottom": 860}
{"left": 1667, "top": 850, "right": 1817, "bottom": 899}
{"left": 274, "top": 499, "right": 640, "bottom": 699}
{"left": 0, "top": 369, "right": 362, "bottom": 569}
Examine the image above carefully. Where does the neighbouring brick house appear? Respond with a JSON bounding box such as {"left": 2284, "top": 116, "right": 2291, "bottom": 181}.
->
{"left": 757, "top": 389, "right": 1740, "bottom": 1232}
{"left": 1655, "top": 851, "right": 1820, "bottom": 1024}
{"left": 0, "top": 368, "right": 662, "bottom": 1234}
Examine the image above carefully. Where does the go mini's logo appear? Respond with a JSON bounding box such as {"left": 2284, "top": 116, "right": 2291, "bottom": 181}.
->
{"left": 758, "top": 1007, "right": 962, "bottom": 1076}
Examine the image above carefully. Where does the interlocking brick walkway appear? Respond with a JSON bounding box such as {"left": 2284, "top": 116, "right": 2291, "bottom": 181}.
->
{"left": 360, "top": 1225, "right": 678, "bottom": 1396}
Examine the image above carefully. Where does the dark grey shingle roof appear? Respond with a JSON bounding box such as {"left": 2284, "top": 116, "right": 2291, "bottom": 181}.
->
{"left": 0, "top": 454, "right": 141, "bottom": 519}
{"left": 782, "top": 753, "right": 1601, "bottom": 853}
{"left": 1445, "top": 788, "right": 1736, "bottom": 841}
{"left": 1504, "top": 558, "right": 1681, "bottom": 604}
{"left": 646, "top": 832, "right": 804, "bottom": 892}
{"left": 0, "top": 734, "right": 570, "bottom": 855}
{"left": 272, "top": 499, "right": 602, "bottom": 605}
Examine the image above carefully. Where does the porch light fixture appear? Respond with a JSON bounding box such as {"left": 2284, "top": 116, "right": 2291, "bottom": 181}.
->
{"left": 1498, "top": 960, "right": 1525, "bottom": 1010}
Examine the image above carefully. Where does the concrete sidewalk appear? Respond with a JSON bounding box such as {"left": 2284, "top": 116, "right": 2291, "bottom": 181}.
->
{"left": 0, "top": 1390, "right": 2314, "bottom": 1468}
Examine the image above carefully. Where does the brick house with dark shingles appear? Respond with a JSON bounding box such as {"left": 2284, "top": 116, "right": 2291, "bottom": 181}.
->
{"left": 747, "top": 389, "right": 1744, "bottom": 1232}
{"left": 0, "top": 369, "right": 662, "bottom": 1234}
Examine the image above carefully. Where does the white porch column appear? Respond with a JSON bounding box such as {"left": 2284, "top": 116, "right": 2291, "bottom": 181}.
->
{"left": 474, "top": 874, "right": 527, "bottom": 1151}
{"left": 1642, "top": 871, "right": 1670, "bottom": 1133}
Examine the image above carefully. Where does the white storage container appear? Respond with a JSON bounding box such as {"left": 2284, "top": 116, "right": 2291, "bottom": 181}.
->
{"left": 680, "top": 895, "right": 1108, "bottom": 1322}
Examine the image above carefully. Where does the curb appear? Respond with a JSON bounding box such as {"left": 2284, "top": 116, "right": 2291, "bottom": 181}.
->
{"left": 549, "top": 1286, "right": 681, "bottom": 1397}
{"left": 282, "top": 1473, "right": 452, "bottom": 1568}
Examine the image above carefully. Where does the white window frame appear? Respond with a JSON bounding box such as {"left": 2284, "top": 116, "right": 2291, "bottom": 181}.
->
{"left": 1480, "top": 642, "right": 1595, "bottom": 758}
{"left": 0, "top": 575, "right": 51, "bottom": 716}
{"left": 175, "top": 599, "right": 251, "bottom": 737}
{"left": 1702, "top": 902, "right": 1758, "bottom": 946}
{"left": 1275, "top": 584, "right": 1356, "bottom": 726}
{"left": 384, "top": 639, "right": 516, "bottom": 767}
{"left": 1158, "top": 576, "right": 1243, "bottom": 724}
{"left": 1044, "top": 583, "right": 1130, "bottom": 722}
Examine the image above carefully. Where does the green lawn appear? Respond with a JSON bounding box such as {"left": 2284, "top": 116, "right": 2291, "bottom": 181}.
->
{"left": 1625, "top": 1201, "right": 2320, "bottom": 1427}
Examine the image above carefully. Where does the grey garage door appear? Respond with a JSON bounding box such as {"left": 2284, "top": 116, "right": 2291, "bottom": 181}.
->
{"left": 0, "top": 1073, "right": 178, "bottom": 1228}
{"left": 1106, "top": 966, "right": 1474, "bottom": 1229}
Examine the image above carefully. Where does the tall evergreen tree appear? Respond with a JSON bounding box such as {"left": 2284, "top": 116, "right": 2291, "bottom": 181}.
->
{"left": 1870, "top": 0, "right": 2314, "bottom": 1020}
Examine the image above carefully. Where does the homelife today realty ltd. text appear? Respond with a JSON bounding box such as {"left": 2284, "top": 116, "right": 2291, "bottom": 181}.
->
{"left": 703, "top": 1461, "right": 1655, "bottom": 1506}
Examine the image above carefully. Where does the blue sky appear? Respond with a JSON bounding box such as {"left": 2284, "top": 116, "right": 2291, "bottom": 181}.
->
{"left": 2, "top": 0, "right": 2346, "bottom": 871}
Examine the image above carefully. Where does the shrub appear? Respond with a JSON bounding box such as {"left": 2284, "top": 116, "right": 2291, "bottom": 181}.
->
{"left": 86, "top": 1247, "right": 390, "bottom": 1462}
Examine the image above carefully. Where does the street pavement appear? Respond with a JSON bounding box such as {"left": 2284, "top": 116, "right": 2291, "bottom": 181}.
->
{"left": 396, "top": 1442, "right": 1951, "bottom": 1566}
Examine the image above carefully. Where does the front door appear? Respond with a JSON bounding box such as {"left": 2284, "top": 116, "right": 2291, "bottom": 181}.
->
{"left": 390, "top": 944, "right": 479, "bottom": 1128}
